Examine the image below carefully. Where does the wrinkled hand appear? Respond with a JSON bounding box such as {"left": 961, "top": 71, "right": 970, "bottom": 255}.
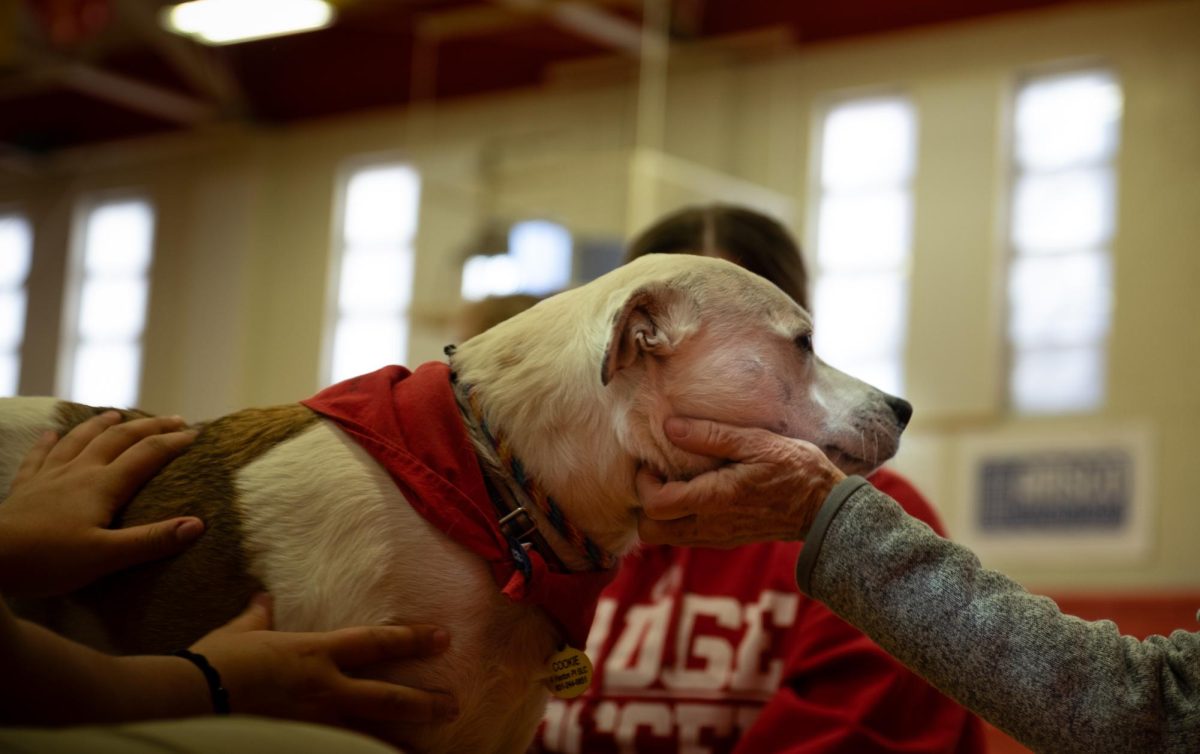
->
{"left": 191, "top": 595, "right": 458, "bottom": 736}
{"left": 636, "top": 417, "right": 846, "bottom": 548}
{"left": 0, "top": 411, "right": 202, "bottom": 597}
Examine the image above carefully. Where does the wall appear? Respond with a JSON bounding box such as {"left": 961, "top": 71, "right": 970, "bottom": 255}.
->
{"left": 1, "top": 0, "right": 1197, "bottom": 591}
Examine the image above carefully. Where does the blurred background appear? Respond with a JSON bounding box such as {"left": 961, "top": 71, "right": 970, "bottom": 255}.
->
{"left": 0, "top": 1, "right": 1197, "bottom": 746}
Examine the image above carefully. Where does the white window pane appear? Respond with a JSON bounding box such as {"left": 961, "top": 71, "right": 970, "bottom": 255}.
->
{"left": 828, "top": 357, "right": 904, "bottom": 401}
{"left": 344, "top": 165, "right": 420, "bottom": 247}
{"left": 338, "top": 247, "right": 412, "bottom": 315}
{"left": 71, "top": 342, "right": 141, "bottom": 407}
{"left": 0, "top": 353, "right": 18, "bottom": 396}
{"left": 78, "top": 277, "right": 148, "bottom": 340}
{"left": 509, "top": 220, "right": 571, "bottom": 296}
{"left": 1016, "top": 72, "right": 1122, "bottom": 171}
{"left": 813, "top": 273, "right": 906, "bottom": 365}
{"left": 461, "top": 254, "right": 521, "bottom": 301}
{"left": 1010, "top": 252, "right": 1111, "bottom": 348}
{"left": 83, "top": 200, "right": 154, "bottom": 275}
{"left": 1012, "top": 168, "right": 1115, "bottom": 254}
{"left": 0, "top": 216, "right": 33, "bottom": 287}
{"left": 821, "top": 98, "right": 916, "bottom": 191}
{"left": 331, "top": 316, "right": 406, "bottom": 383}
{"left": 0, "top": 290, "right": 26, "bottom": 350}
{"left": 817, "top": 190, "right": 911, "bottom": 272}
{"left": 1011, "top": 346, "right": 1104, "bottom": 414}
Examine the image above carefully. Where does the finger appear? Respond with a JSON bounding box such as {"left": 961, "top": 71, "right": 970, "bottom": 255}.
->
{"left": 334, "top": 678, "right": 459, "bottom": 723}
{"left": 44, "top": 411, "right": 122, "bottom": 466}
{"left": 325, "top": 625, "right": 451, "bottom": 669}
{"left": 101, "top": 430, "right": 198, "bottom": 501}
{"left": 217, "top": 593, "right": 274, "bottom": 634}
{"left": 12, "top": 430, "right": 59, "bottom": 486}
{"left": 635, "top": 468, "right": 696, "bottom": 520}
{"left": 79, "top": 415, "right": 190, "bottom": 466}
{"left": 663, "top": 417, "right": 773, "bottom": 462}
{"left": 98, "top": 517, "right": 205, "bottom": 572}
{"left": 638, "top": 514, "right": 708, "bottom": 547}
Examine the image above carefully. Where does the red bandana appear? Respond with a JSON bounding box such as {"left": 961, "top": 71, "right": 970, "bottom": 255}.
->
{"left": 301, "top": 362, "right": 614, "bottom": 648}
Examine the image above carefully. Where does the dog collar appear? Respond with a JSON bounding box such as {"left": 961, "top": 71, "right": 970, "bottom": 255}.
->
{"left": 447, "top": 346, "right": 618, "bottom": 574}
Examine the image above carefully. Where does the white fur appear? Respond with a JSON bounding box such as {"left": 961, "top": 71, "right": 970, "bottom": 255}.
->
{"left": 0, "top": 397, "right": 60, "bottom": 496}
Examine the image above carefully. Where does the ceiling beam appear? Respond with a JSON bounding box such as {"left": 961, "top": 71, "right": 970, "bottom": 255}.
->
{"left": 55, "top": 60, "right": 217, "bottom": 124}
{"left": 111, "top": 0, "right": 247, "bottom": 115}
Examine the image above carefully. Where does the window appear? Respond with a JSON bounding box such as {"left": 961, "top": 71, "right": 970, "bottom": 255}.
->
{"left": 326, "top": 162, "right": 421, "bottom": 384}
{"left": 811, "top": 95, "right": 916, "bottom": 397}
{"left": 1007, "top": 69, "right": 1121, "bottom": 414}
{"left": 60, "top": 197, "right": 155, "bottom": 407}
{"left": 460, "top": 219, "right": 572, "bottom": 302}
{"left": 0, "top": 213, "right": 33, "bottom": 396}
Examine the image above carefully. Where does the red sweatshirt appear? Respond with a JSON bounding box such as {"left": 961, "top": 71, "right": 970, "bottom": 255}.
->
{"left": 536, "top": 469, "right": 986, "bottom": 754}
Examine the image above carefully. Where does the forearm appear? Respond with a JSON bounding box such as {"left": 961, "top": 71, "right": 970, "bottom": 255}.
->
{"left": 0, "top": 599, "right": 211, "bottom": 725}
{"left": 796, "top": 478, "right": 1200, "bottom": 754}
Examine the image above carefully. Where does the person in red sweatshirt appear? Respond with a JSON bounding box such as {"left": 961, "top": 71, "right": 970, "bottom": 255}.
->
{"left": 535, "top": 205, "right": 985, "bottom": 753}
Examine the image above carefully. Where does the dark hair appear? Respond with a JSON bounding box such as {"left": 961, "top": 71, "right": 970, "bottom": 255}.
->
{"left": 625, "top": 204, "right": 809, "bottom": 309}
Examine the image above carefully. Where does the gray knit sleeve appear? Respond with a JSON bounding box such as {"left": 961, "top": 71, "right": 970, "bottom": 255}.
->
{"left": 795, "top": 483, "right": 1200, "bottom": 754}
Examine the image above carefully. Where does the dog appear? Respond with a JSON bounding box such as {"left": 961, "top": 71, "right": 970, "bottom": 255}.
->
{"left": 0, "top": 254, "right": 911, "bottom": 753}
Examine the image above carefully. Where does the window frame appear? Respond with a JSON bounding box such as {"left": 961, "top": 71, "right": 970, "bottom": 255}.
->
{"left": 57, "top": 190, "right": 157, "bottom": 407}
{"left": 1002, "top": 62, "right": 1122, "bottom": 415}
{"left": 806, "top": 88, "right": 919, "bottom": 399}
{"left": 321, "top": 155, "right": 422, "bottom": 387}
{"left": 0, "top": 207, "right": 33, "bottom": 397}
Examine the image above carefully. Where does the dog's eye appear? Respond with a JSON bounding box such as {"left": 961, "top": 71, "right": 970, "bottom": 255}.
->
{"left": 795, "top": 333, "right": 813, "bottom": 353}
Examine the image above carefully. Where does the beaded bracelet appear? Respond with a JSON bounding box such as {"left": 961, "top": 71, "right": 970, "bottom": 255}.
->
{"left": 172, "top": 648, "right": 231, "bottom": 715}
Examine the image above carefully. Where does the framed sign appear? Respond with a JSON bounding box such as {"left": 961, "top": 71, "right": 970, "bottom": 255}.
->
{"left": 957, "top": 424, "right": 1153, "bottom": 564}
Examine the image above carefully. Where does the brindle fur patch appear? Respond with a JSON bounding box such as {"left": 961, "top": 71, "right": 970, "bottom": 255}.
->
{"left": 51, "top": 403, "right": 319, "bottom": 655}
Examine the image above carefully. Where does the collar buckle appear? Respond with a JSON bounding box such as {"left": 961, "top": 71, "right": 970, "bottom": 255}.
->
{"left": 498, "top": 505, "right": 538, "bottom": 542}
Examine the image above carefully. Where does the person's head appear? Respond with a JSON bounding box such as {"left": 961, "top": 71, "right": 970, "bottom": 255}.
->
{"left": 625, "top": 204, "right": 809, "bottom": 310}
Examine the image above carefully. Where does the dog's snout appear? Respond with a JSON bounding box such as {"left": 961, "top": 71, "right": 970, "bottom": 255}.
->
{"left": 886, "top": 395, "right": 913, "bottom": 429}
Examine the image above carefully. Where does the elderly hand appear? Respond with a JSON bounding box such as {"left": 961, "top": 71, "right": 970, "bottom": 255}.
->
{"left": 636, "top": 417, "right": 846, "bottom": 548}
{"left": 190, "top": 595, "right": 458, "bottom": 736}
{"left": 0, "top": 411, "right": 202, "bottom": 597}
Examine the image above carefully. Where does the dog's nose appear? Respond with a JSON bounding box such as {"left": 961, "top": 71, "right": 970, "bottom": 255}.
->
{"left": 886, "top": 396, "right": 913, "bottom": 429}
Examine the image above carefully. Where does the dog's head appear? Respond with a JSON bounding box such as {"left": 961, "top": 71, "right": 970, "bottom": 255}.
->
{"left": 600, "top": 254, "right": 911, "bottom": 479}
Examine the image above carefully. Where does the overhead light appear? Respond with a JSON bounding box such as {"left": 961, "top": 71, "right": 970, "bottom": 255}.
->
{"left": 162, "top": 0, "right": 336, "bottom": 46}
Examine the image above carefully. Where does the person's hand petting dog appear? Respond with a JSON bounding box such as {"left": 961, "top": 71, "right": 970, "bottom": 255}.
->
{"left": 0, "top": 411, "right": 459, "bottom": 736}
{"left": 636, "top": 417, "right": 846, "bottom": 548}
{"left": 0, "top": 410, "right": 202, "bottom": 597}
{"left": 190, "top": 594, "right": 459, "bottom": 729}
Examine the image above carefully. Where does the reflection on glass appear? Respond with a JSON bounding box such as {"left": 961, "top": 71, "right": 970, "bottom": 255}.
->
{"left": 83, "top": 201, "right": 154, "bottom": 275}
{"left": 1012, "top": 169, "right": 1114, "bottom": 253}
{"left": 343, "top": 165, "right": 420, "bottom": 247}
{"left": 1011, "top": 346, "right": 1105, "bottom": 414}
{"left": 331, "top": 316, "right": 405, "bottom": 384}
{"left": 1015, "top": 71, "right": 1122, "bottom": 171}
{"left": 1009, "top": 253, "right": 1111, "bottom": 348}
{"left": 821, "top": 98, "right": 916, "bottom": 191}
{"left": 71, "top": 342, "right": 141, "bottom": 408}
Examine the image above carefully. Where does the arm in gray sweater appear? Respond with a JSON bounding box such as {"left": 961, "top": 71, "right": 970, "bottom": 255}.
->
{"left": 795, "top": 476, "right": 1200, "bottom": 754}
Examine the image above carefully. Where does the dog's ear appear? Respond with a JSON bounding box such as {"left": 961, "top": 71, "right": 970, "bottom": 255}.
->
{"left": 601, "top": 284, "right": 678, "bottom": 386}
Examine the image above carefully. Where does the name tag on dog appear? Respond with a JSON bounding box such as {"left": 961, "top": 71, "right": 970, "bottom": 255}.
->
{"left": 542, "top": 646, "right": 593, "bottom": 699}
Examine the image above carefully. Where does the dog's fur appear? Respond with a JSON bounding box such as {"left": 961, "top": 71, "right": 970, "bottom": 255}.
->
{"left": 0, "top": 254, "right": 910, "bottom": 753}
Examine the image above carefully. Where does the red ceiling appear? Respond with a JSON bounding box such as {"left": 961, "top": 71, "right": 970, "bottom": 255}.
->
{"left": 1, "top": 0, "right": 1120, "bottom": 154}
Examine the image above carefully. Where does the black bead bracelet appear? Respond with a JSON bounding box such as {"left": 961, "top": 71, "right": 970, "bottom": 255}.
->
{"left": 172, "top": 648, "right": 231, "bottom": 715}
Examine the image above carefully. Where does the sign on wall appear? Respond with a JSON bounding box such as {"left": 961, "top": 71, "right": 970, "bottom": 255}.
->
{"left": 958, "top": 425, "right": 1153, "bottom": 564}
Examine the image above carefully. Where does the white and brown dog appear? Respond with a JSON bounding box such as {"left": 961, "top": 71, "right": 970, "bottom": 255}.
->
{"left": 0, "top": 254, "right": 911, "bottom": 753}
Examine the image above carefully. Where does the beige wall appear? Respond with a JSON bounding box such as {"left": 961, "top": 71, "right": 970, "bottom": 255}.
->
{"left": 1, "top": 0, "right": 1197, "bottom": 590}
